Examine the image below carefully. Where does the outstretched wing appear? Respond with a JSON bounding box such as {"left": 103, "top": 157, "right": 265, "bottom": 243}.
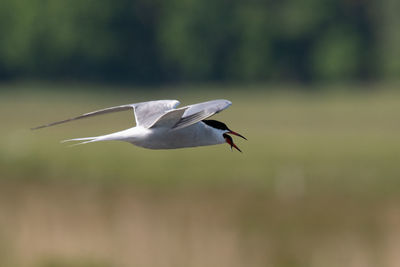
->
{"left": 172, "top": 99, "right": 232, "bottom": 130}
{"left": 133, "top": 100, "right": 180, "bottom": 128}
{"left": 148, "top": 107, "right": 189, "bottom": 129}
{"left": 31, "top": 100, "right": 180, "bottom": 130}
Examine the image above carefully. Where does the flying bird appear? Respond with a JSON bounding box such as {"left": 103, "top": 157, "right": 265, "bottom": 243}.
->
{"left": 32, "top": 99, "right": 247, "bottom": 152}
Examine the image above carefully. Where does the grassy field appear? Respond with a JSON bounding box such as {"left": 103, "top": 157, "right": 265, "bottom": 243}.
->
{"left": 1, "top": 83, "right": 400, "bottom": 267}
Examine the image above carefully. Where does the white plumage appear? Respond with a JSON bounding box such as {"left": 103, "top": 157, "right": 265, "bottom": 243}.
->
{"left": 33, "top": 99, "right": 246, "bottom": 151}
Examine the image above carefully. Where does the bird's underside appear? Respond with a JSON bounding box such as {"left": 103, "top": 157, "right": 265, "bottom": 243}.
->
{"left": 127, "top": 121, "right": 227, "bottom": 149}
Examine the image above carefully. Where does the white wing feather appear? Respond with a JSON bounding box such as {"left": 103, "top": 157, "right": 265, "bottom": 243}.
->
{"left": 172, "top": 99, "right": 232, "bottom": 130}
{"left": 31, "top": 99, "right": 230, "bottom": 131}
{"left": 133, "top": 100, "right": 180, "bottom": 128}
{"left": 31, "top": 100, "right": 180, "bottom": 130}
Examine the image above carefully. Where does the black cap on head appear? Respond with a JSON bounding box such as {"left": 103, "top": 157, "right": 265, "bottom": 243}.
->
{"left": 203, "top": 119, "right": 247, "bottom": 152}
{"left": 202, "top": 120, "right": 229, "bottom": 131}
{"left": 203, "top": 119, "right": 247, "bottom": 140}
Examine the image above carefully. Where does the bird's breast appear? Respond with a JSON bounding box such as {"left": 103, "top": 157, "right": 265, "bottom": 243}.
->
{"left": 131, "top": 123, "right": 223, "bottom": 149}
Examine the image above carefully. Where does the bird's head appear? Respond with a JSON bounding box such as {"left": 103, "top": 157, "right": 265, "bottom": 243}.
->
{"left": 202, "top": 120, "right": 247, "bottom": 152}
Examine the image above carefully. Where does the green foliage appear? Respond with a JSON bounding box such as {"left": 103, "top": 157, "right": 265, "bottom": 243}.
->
{"left": 375, "top": 0, "right": 400, "bottom": 78}
{"left": 312, "top": 25, "right": 362, "bottom": 80}
{"left": 0, "top": 0, "right": 395, "bottom": 83}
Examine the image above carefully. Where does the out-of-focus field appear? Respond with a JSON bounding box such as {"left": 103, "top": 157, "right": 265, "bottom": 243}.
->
{"left": 1, "top": 84, "right": 400, "bottom": 267}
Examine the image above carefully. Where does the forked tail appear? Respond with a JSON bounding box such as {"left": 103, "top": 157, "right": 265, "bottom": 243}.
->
{"left": 61, "top": 136, "right": 101, "bottom": 146}
{"left": 61, "top": 129, "right": 132, "bottom": 147}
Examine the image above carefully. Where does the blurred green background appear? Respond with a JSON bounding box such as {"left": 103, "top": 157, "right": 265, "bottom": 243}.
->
{"left": 0, "top": 0, "right": 400, "bottom": 83}
{"left": 1, "top": 1, "right": 400, "bottom": 267}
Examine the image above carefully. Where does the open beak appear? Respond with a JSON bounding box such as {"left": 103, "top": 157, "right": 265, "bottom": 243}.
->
{"left": 224, "top": 133, "right": 243, "bottom": 152}
{"left": 227, "top": 138, "right": 242, "bottom": 152}
{"left": 230, "top": 141, "right": 242, "bottom": 152}
{"left": 228, "top": 130, "right": 247, "bottom": 140}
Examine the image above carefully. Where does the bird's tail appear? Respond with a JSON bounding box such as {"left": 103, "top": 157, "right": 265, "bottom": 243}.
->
{"left": 61, "top": 136, "right": 101, "bottom": 147}
{"left": 61, "top": 129, "right": 131, "bottom": 147}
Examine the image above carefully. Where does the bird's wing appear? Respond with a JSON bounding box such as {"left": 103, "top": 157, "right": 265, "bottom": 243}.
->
{"left": 148, "top": 107, "right": 189, "bottom": 129}
{"left": 172, "top": 99, "right": 232, "bottom": 130}
{"left": 31, "top": 100, "right": 180, "bottom": 130}
{"left": 133, "top": 100, "right": 180, "bottom": 128}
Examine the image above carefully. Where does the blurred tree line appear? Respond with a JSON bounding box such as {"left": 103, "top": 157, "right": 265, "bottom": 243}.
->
{"left": 0, "top": 0, "right": 399, "bottom": 84}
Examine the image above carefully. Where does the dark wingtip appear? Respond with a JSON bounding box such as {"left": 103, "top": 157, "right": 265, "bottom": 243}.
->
{"left": 31, "top": 125, "right": 47, "bottom": 130}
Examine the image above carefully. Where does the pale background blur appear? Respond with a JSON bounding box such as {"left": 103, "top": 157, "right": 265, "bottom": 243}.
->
{"left": 1, "top": 1, "right": 400, "bottom": 266}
